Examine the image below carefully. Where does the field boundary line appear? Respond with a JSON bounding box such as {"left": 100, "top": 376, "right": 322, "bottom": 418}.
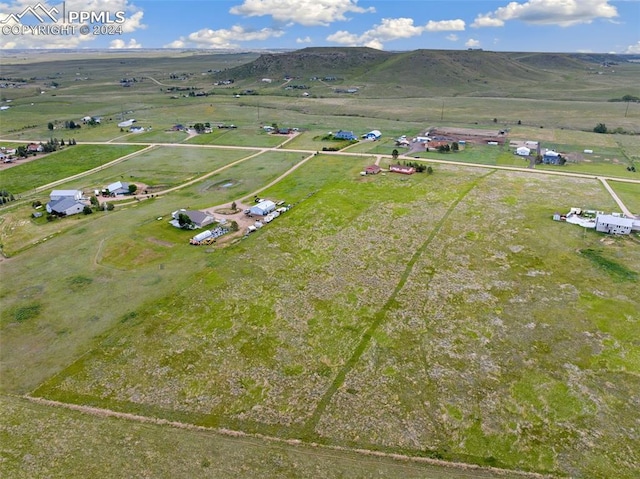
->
{"left": 303, "top": 169, "right": 497, "bottom": 434}
{"left": 16, "top": 394, "right": 551, "bottom": 478}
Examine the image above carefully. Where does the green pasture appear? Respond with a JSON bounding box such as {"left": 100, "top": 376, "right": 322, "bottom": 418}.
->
{"left": 608, "top": 181, "right": 640, "bottom": 215}
{"left": 0, "top": 396, "right": 522, "bottom": 479}
{"left": 19, "top": 160, "right": 638, "bottom": 478}
{"left": 48, "top": 146, "right": 250, "bottom": 192}
{"left": 185, "top": 127, "right": 285, "bottom": 148}
{"left": 2, "top": 51, "right": 640, "bottom": 479}
{"left": 0, "top": 144, "right": 145, "bottom": 194}
{"left": 163, "top": 150, "right": 313, "bottom": 209}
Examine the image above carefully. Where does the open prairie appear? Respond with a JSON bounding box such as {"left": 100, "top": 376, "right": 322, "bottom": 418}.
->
{"left": 1, "top": 49, "right": 639, "bottom": 478}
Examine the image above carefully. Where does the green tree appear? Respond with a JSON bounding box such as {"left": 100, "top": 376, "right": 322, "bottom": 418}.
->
{"left": 427, "top": 166, "right": 433, "bottom": 174}
{"left": 593, "top": 123, "right": 607, "bottom": 134}
{"left": 178, "top": 213, "right": 194, "bottom": 229}
{"left": 392, "top": 149, "right": 399, "bottom": 160}
{"left": 82, "top": 205, "right": 93, "bottom": 215}
{"left": 452, "top": 142, "right": 459, "bottom": 152}
{"left": 47, "top": 122, "right": 54, "bottom": 131}
{"left": 231, "top": 201, "right": 237, "bottom": 211}
{"left": 128, "top": 184, "right": 138, "bottom": 195}
{"left": 90, "top": 195, "right": 99, "bottom": 207}
{"left": 106, "top": 202, "right": 115, "bottom": 211}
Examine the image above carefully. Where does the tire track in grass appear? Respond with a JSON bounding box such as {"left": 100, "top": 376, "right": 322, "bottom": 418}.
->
{"left": 303, "top": 169, "right": 497, "bottom": 437}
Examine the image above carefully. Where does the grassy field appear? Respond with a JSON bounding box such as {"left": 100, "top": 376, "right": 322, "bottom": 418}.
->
{"left": 1, "top": 50, "right": 639, "bottom": 479}
{"left": 1, "top": 395, "right": 529, "bottom": 479}
{"left": 0, "top": 144, "right": 146, "bottom": 194}
{"left": 13, "top": 158, "right": 637, "bottom": 478}
{"left": 609, "top": 180, "right": 640, "bottom": 215}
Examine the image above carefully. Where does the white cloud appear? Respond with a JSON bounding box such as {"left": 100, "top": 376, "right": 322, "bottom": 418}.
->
{"left": 472, "top": 0, "right": 618, "bottom": 28}
{"left": 327, "top": 16, "right": 465, "bottom": 49}
{"left": 167, "top": 26, "right": 285, "bottom": 49}
{"left": 230, "top": 0, "right": 375, "bottom": 26}
{"left": 446, "top": 34, "right": 459, "bottom": 42}
{"left": 626, "top": 41, "right": 640, "bottom": 54}
{"left": 465, "top": 38, "right": 481, "bottom": 48}
{"left": 0, "top": 0, "right": 145, "bottom": 49}
{"left": 109, "top": 38, "right": 141, "bottom": 49}
{"left": 425, "top": 19, "right": 465, "bottom": 32}
{"left": 472, "top": 15, "right": 505, "bottom": 28}
{"left": 164, "top": 39, "right": 186, "bottom": 49}
{"left": 296, "top": 36, "right": 312, "bottom": 44}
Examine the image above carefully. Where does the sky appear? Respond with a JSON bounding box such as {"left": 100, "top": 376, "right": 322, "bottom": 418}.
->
{"left": 1, "top": 0, "right": 639, "bottom": 53}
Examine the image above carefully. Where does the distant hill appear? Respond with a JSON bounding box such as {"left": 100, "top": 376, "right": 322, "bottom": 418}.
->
{"left": 212, "top": 47, "right": 634, "bottom": 98}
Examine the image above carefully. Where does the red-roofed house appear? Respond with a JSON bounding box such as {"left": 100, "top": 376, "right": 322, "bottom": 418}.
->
{"left": 364, "top": 165, "right": 381, "bottom": 175}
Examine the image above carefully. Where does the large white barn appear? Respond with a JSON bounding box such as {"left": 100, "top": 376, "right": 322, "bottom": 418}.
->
{"left": 250, "top": 200, "right": 276, "bottom": 216}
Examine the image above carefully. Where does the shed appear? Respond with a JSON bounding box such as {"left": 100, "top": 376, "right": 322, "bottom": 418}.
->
{"left": 516, "top": 146, "right": 531, "bottom": 156}
{"left": 107, "top": 181, "right": 130, "bottom": 195}
{"left": 250, "top": 200, "right": 276, "bottom": 216}
{"left": 365, "top": 165, "right": 381, "bottom": 175}
{"left": 117, "top": 119, "right": 136, "bottom": 128}
{"left": 50, "top": 189, "right": 82, "bottom": 201}
{"left": 192, "top": 230, "right": 213, "bottom": 243}
{"left": 363, "top": 130, "right": 382, "bottom": 140}
{"left": 595, "top": 214, "right": 633, "bottom": 235}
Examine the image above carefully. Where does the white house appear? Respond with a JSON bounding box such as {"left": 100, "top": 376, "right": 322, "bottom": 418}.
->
{"left": 595, "top": 214, "right": 634, "bottom": 235}
{"left": 516, "top": 146, "right": 531, "bottom": 156}
{"left": 363, "top": 130, "right": 382, "bottom": 140}
{"left": 50, "top": 189, "right": 82, "bottom": 201}
{"left": 171, "top": 209, "right": 216, "bottom": 229}
{"left": 107, "top": 181, "right": 130, "bottom": 195}
{"left": 46, "top": 197, "right": 85, "bottom": 216}
{"left": 250, "top": 200, "right": 276, "bottom": 216}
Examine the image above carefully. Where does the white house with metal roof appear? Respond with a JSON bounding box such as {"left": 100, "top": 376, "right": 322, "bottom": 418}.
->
{"left": 595, "top": 214, "right": 634, "bottom": 235}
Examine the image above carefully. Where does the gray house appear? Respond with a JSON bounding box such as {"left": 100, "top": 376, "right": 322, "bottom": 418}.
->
{"left": 46, "top": 197, "right": 85, "bottom": 216}
{"left": 107, "top": 181, "right": 130, "bottom": 195}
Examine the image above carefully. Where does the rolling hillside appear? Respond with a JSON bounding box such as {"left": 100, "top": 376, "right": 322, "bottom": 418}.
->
{"left": 213, "top": 47, "right": 637, "bottom": 99}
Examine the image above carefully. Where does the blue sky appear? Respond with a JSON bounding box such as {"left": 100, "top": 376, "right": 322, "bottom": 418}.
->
{"left": 1, "top": 0, "right": 639, "bottom": 53}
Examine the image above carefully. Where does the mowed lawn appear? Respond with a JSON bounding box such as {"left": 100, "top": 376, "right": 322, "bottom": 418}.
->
{"left": 0, "top": 144, "right": 146, "bottom": 194}
{"left": 24, "top": 159, "right": 640, "bottom": 478}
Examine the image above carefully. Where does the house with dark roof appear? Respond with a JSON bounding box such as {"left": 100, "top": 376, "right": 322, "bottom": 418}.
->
{"left": 364, "top": 165, "right": 381, "bottom": 175}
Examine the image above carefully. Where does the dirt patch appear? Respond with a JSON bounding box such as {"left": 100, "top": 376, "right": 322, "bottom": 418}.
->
{"left": 147, "top": 237, "right": 174, "bottom": 248}
{"left": 429, "top": 126, "right": 507, "bottom": 145}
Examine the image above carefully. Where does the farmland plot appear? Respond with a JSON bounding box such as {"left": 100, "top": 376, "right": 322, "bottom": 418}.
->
{"left": 17, "top": 164, "right": 640, "bottom": 478}
{"left": 33, "top": 166, "right": 488, "bottom": 432}
{"left": 314, "top": 172, "right": 640, "bottom": 478}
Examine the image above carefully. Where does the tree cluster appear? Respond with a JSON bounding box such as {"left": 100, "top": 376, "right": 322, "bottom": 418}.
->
{"left": 0, "top": 189, "right": 16, "bottom": 205}
{"left": 192, "top": 122, "right": 211, "bottom": 133}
